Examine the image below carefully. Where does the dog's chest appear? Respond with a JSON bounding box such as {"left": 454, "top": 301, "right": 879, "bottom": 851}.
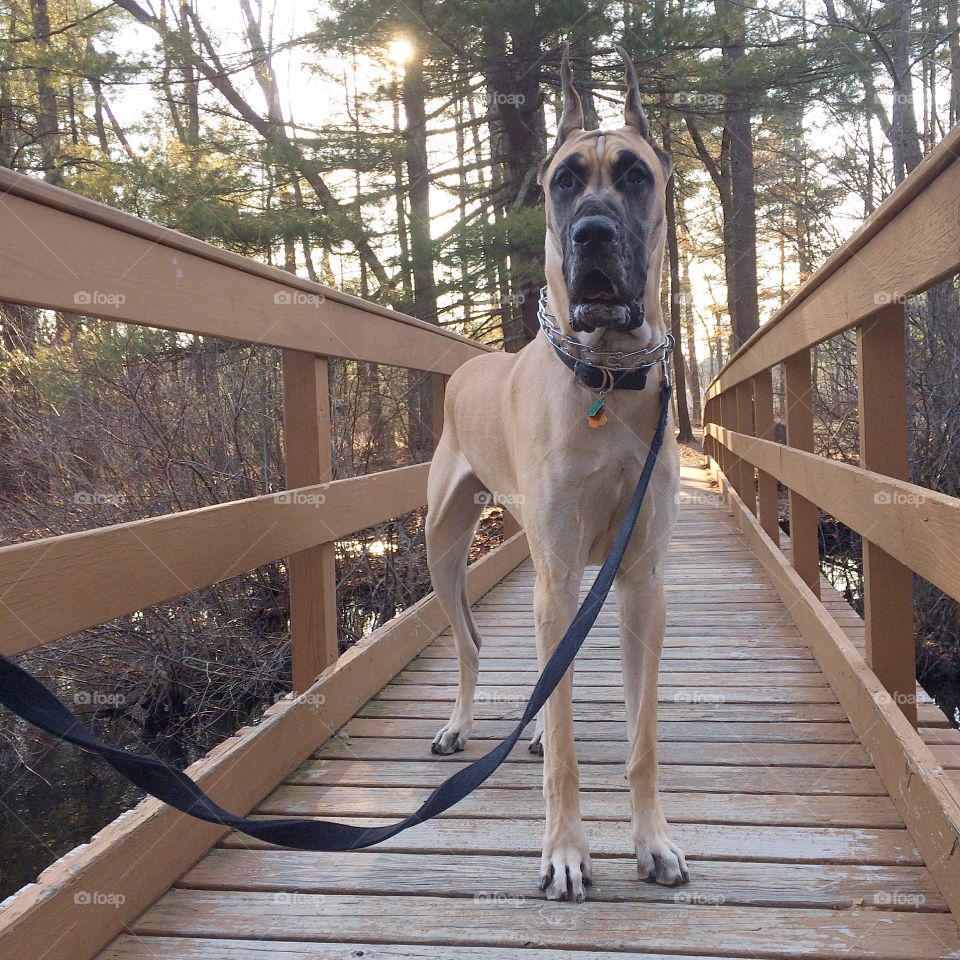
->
{"left": 566, "top": 442, "right": 644, "bottom": 518}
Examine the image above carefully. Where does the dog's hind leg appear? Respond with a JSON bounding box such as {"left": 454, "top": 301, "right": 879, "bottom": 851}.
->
{"left": 426, "top": 447, "right": 486, "bottom": 755}
{"left": 528, "top": 713, "right": 544, "bottom": 755}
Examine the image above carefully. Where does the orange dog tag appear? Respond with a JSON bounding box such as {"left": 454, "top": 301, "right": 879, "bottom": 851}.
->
{"left": 586, "top": 395, "right": 607, "bottom": 428}
{"left": 587, "top": 408, "right": 608, "bottom": 428}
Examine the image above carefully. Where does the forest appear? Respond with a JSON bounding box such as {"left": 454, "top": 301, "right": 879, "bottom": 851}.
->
{"left": 0, "top": 0, "right": 958, "bottom": 898}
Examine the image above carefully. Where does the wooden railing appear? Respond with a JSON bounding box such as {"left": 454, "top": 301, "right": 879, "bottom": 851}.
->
{"left": 703, "top": 125, "right": 960, "bottom": 916}
{"left": 0, "top": 165, "right": 492, "bottom": 684}
{"left": 0, "top": 168, "right": 530, "bottom": 960}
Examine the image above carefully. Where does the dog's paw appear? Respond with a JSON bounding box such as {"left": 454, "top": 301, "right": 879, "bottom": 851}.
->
{"left": 431, "top": 724, "right": 469, "bottom": 755}
{"left": 528, "top": 728, "right": 544, "bottom": 756}
{"left": 539, "top": 835, "right": 592, "bottom": 903}
{"left": 635, "top": 834, "right": 689, "bottom": 886}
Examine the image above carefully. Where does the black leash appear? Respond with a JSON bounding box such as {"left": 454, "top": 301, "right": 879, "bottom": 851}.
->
{"left": 0, "top": 384, "right": 671, "bottom": 853}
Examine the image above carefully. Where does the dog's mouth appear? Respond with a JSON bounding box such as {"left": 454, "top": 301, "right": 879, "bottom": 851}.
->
{"left": 580, "top": 269, "right": 618, "bottom": 302}
{"left": 569, "top": 269, "right": 643, "bottom": 333}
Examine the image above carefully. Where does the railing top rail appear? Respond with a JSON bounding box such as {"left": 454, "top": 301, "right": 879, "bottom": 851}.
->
{"left": 0, "top": 166, "right": 493, "bottom": 363}
{"left": 706, "top": 122, "right": 960, "bottom": 397}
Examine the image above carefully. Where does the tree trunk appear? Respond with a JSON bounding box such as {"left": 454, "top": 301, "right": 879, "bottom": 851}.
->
{"left": 887, "top": 0, "right": 924, "bottom": 183}
{"left": 790, "top": 108, "right": 811, "bottom": 282}
{"left": 402, "top": 47, "right": 438, "bottom": 326}
{"left": 0, "top": 46, "right": 15, "bottom": 167}
{"left": 680, "top": 246, "right": 703, "bottom": 426}
{"left": 392, "top": 74, "right": 414, "bottom": 307}
{"left": 949, "top": 0, "right": 960, "bottom": 126}
{"left": 455, "top": 85, "right": 472, "bottom": 323}
{"left": 716, "top": 0, "right": 760, "bottom": 348}
{"left": 484, "top": 14, "right": 547, "bottom": 346}
{"left": 30, "top": 0, "right": 62, "bottom": 184}
{"left": 180, "top": 1, "right": 200, "bottom": 166}
{"left": 401, "top": 43, "right": 438, "bottom": 460}
{"left": 482, "top": 32, "right": 520, "bottom": 350}
{"left": 570, "top": 31, "right": 599, "bottom": 129}
{"left": 663, "top": 121, "right": 693, "bottom": 440}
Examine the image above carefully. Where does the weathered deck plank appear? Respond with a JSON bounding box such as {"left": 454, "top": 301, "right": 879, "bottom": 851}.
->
{"left": 127, "top": 891, "right": 960, "bottom": 960}
{"left": 178, "top": 848, "right": 946, "bottom": 910}
{"left": 288, "top": 758, "right": 889, "bottom": 794}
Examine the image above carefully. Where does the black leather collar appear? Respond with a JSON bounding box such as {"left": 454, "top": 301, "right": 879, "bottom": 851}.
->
{"left": 550, "top": 340, "right": 651, "bottom": 391}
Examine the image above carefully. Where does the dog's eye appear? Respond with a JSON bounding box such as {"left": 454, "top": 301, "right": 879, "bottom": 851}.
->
{"left": 626, "top": 166, "right": 647, "bottom": 185}
{"left": 555, "top": 169, "right": 575, "bottom": 190}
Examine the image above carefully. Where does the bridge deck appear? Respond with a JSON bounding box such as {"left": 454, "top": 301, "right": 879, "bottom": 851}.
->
{"left": 99, "top": 469, "right": 960, "bottom": 960}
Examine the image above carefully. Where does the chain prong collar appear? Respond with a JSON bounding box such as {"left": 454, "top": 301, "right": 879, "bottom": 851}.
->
{"left": 538, "top": 286, "right": 674, "bottom": 378}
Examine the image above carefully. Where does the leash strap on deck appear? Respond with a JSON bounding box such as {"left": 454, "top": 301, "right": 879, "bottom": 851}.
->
{"left": 0, "top": 385, "right": 672, "bottom": 853}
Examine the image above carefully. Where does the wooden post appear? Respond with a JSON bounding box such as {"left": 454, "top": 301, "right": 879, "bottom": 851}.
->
{"left": 717, "top": 391, "right": 731, "bottom": 486}
{"left": 431, "top": 373, "right": 446, "bottom": 448}
{"left": 725, "top": 388, "right": 740, "bottom": 494}
{"left": 702, "top": 396, "right": 711, "bottom": 465}
{"left": 753, "top": 369, "right": 780, "bottom": 542}
{"left": 783, "top": 350, "right": 820, "bottom": 598}
{"left": 857, "top": 305, "right": 917, "bottom": 726}
{"left": 713, "top": 393, "right": 724, "bottom": 473}
{"left": 723, "top": 384, "right": 749, "bottom": 507}
{"left": 282, "top": 350, "right": 338, "bottom": 692}
{"left": 735, "top": 381, "right": 757, "bottom": 515}
{"left": 501, "top": 509, "right": 523, "bottom": 539}
{"left": 708, "top": 395, "right": 719, "bottom": 469}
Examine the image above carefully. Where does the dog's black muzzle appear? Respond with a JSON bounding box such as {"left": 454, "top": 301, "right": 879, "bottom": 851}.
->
{"left": 565, "top": 210, "right": 646, "bottom": 333}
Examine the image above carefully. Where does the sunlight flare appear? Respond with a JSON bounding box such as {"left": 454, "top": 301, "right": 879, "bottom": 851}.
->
{"left": 386, "top": 37, "right": 414, "bottom": 65}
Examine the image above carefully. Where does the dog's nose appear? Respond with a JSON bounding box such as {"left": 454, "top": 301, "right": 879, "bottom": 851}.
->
{"left": 572, "top": 215, "right": 617, "bottom": 246}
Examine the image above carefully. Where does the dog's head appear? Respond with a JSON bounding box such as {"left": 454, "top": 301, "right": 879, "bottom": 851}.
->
{"left": 540, "top": 46, "right": 673, "bottom": 345}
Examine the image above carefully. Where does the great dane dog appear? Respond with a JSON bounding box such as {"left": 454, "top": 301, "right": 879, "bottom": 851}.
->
{"left": 425, "top": 46, "right": 687, "bottom": 903}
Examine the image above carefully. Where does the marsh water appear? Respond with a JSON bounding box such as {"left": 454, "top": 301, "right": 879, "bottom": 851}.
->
{"left": 0, "top": 720, "right": 146, "bottom": 900}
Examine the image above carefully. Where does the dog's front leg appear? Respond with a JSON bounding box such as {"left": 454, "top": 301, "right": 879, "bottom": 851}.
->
{"left": 617, "top": 564, "right": 689, "bottom": 886}
{"left": 533, "top": 564, "right": 592, "bottom": 902}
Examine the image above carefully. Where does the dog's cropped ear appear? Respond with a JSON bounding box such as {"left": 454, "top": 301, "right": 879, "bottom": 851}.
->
{"left": 616, "top": 44, "right": 674, "bottom": 181}
{"left": 555, "top": 42, "right": 584, "bottom": 147}
{"left": 616, "top": 44, "right": 650, "bottom": 141}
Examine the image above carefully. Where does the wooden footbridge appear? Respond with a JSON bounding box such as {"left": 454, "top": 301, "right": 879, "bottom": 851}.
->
{"left": 2, "top": 127, "right": 960, "bottom": 960}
